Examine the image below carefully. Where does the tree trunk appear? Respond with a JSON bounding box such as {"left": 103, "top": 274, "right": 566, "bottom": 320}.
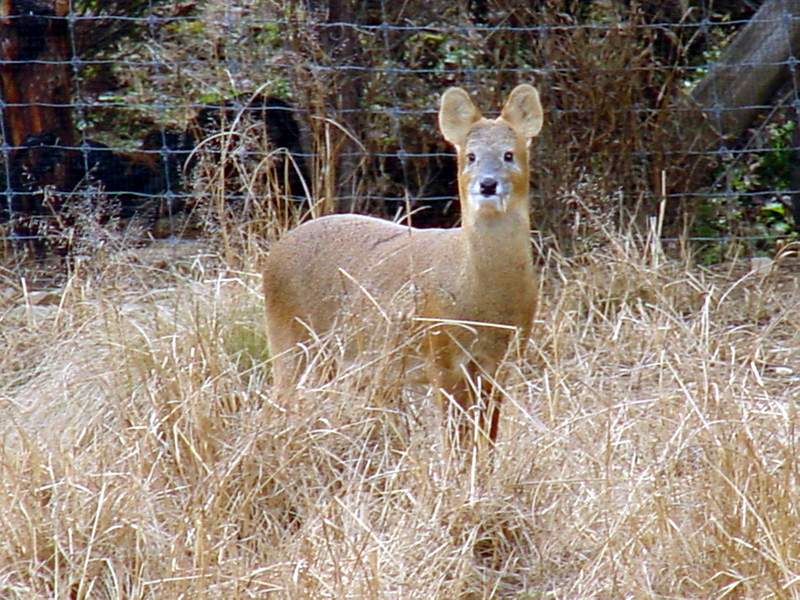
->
{"left": 661, "top": 0, "right": 800, "bottom": 226}
{"left": 689, "top": 0, "right": 800, "bottom": 229}
{"left": 306, "top": 0, "right": 365, "bottom": 213}
{"left": 690, "top": 0, "right": 800, "bottom": 143}
{"left": 1, "top": 0, "right": 77, "bottom": 220}
{"left": 0, "top": 0, "right": 74, "bottom": 148}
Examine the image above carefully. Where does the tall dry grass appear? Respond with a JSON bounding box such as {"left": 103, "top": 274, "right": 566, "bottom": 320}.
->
{"left": 2, "top": 190, "right": 800, "bottom": 598}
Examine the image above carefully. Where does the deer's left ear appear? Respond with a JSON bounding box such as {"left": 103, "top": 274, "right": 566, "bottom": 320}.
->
{"left": 500, "top": 84, "right": 543, "bottom": 143}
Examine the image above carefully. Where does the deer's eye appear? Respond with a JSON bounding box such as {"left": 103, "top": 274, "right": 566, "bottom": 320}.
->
{"left": 467, "top": 152, "right": 476, "bottom": 164}
{"left": 503, "top": 151, "right": 514, "bottom": 162}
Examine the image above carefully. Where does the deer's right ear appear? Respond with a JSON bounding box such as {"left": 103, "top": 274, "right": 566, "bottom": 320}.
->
{"left": 439, "top": 87, "right": 482, "bottom": 148}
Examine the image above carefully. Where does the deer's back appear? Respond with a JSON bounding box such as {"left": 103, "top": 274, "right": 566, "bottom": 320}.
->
{"left": 263, "top": 214, "right": 463, "bottom": 339}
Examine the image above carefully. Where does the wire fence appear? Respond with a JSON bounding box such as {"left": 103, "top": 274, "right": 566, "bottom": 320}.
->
{"left": 2, "top": 0, "right": 799, "bottom": 259}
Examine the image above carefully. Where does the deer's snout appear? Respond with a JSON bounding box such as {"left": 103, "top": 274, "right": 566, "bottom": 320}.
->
{"left": 480, "top": 177, "right": 498, "bottom": 197}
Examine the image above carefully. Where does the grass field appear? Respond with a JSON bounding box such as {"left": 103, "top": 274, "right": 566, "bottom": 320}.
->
{"left": 2, "top": 226, "right": 800, "bottom": 598}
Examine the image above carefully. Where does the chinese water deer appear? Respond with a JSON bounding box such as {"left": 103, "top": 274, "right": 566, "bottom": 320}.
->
{"left": 263, "top": 84, "right": 542, "bottom": 453}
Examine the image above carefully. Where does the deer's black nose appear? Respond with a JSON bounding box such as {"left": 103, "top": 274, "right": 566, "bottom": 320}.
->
{"left": 480, "top": 177, "right": 498, "bottom": 196}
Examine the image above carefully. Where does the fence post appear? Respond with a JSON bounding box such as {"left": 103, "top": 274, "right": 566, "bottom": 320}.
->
{"left": 308, "top": 0, "right": 364, "bottom": 213}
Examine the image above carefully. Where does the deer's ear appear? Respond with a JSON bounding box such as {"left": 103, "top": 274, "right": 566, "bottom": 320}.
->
{"left": 500, "top": 84, "right": 543, "bottom": 141}
{"left": 439, "top": 87, "right": 482, "bottom": 148}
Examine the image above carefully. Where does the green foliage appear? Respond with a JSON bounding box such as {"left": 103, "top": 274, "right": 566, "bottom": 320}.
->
{"left": 692, "top": 119, "right": 798, "bottom": 263}
{"left": 168, "top": 19, "right": 206, "bottom": 38}
{"left": 755, "top": 121, "right": 796, "bottom": 190}
{"left": 223, "top": 319, "right": 270, "bottom": 376}
{"left": 254, "top": 21, "right": 286, "bottom": 50}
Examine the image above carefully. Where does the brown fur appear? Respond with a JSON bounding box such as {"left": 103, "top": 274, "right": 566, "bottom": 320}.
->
{"left": 263, "top": 84, "right": 543, "bottom": 452}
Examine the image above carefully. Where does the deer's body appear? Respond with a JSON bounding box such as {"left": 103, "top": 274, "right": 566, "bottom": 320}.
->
{"left": 263, "top": 84, "right": 543, "bottom": 449}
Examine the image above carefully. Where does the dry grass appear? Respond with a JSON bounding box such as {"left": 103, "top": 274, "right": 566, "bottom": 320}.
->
{"left": 2, "top": 219, "right": 800, "bottom": 599}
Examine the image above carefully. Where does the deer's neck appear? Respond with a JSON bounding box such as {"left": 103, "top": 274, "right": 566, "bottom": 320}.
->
{"left": 459, "top": 202, "right": 534, "bottom": 297}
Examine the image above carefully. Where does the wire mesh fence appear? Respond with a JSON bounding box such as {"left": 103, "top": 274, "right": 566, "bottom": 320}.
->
{"left": 2, "top": 0, "right": 799, "bottom": 260}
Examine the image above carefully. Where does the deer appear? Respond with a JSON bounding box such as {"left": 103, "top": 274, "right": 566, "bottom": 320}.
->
{"left": 262, "top": 84, "right": 542, "bottom": 456}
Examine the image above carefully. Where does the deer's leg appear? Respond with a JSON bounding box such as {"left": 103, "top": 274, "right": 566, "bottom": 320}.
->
{"left": 488, "top": 393, "right": 502, "bottom": 446}
{"left": 426, "top": 330, "right": 474, "bottom": 457}
{"left": 270, "top": 347, "right": 305, "bottom": 399}
{"left": 266, "top": 315, "right": 309, "bottom": 404}
{"left": 440, "top": 376, "right": 474, "bottom": 454}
